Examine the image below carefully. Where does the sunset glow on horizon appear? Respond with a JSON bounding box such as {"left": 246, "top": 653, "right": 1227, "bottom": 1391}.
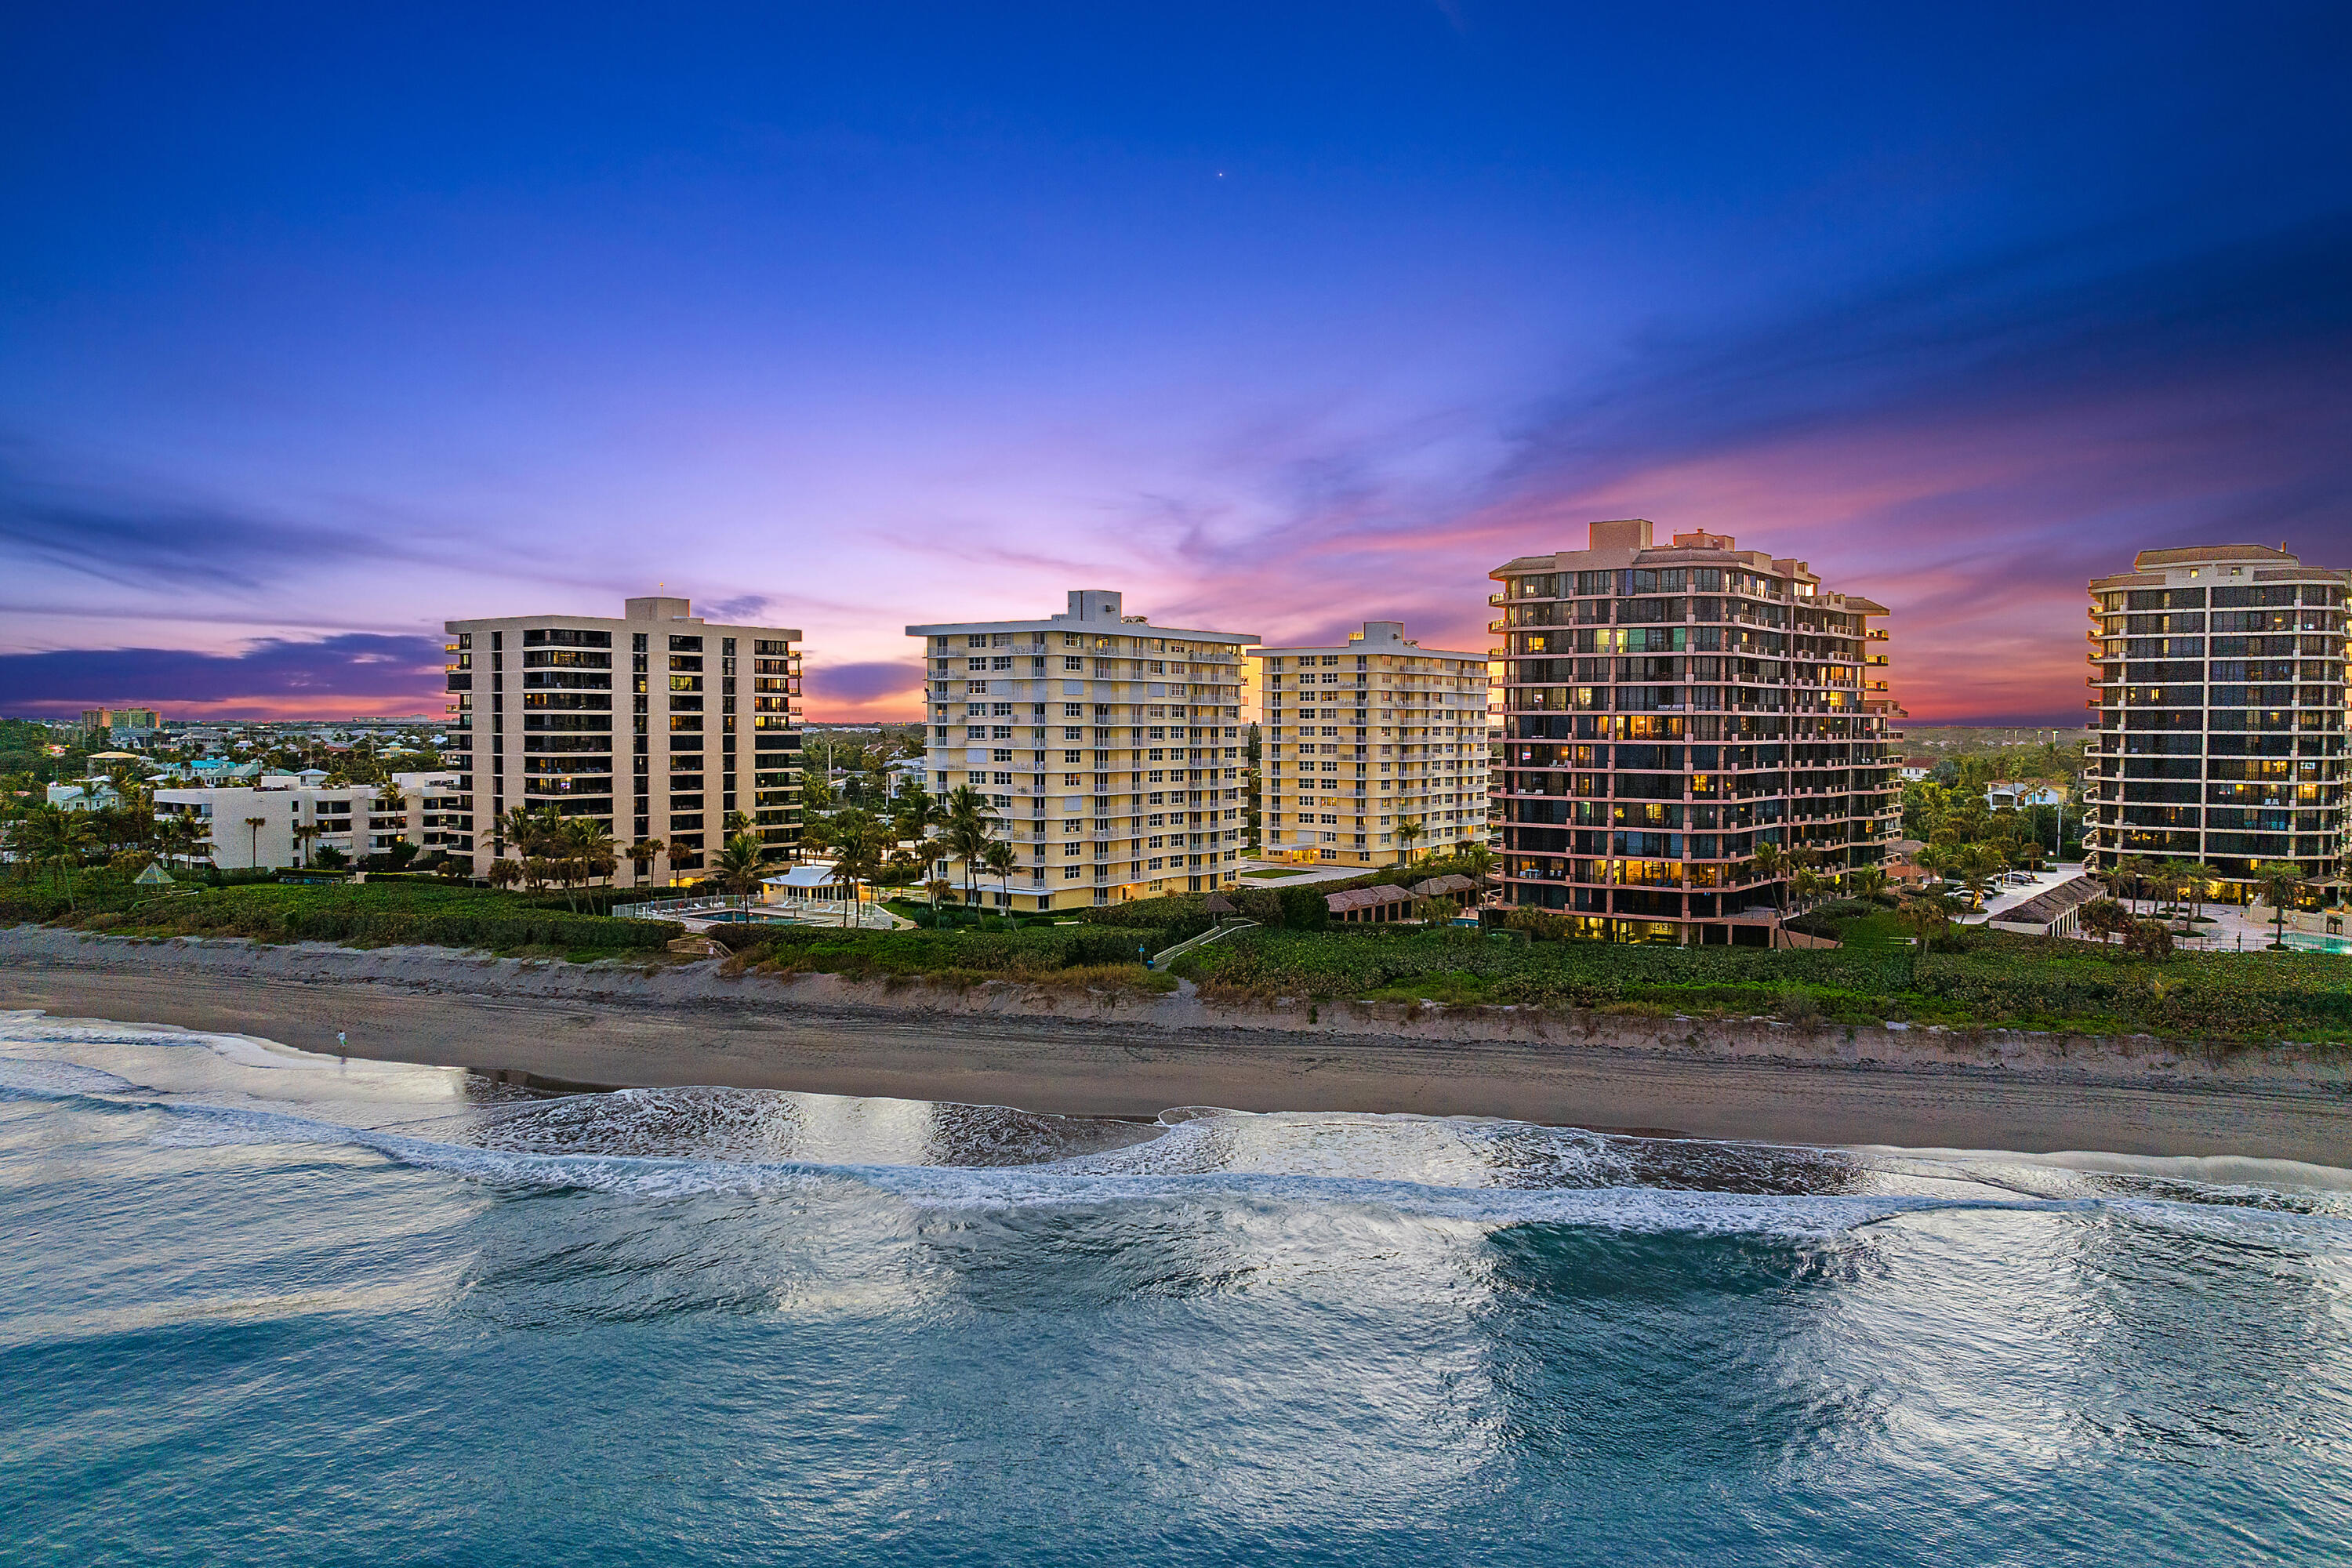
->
{"left": 4, "top": 4, "right": 2347, "bottom": 728}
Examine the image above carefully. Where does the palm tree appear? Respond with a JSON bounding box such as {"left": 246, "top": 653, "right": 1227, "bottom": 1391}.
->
{"left": 2078, "top": 898, "right": 2129, "bottom": 946}
{"left": 1749, "top": 840, "right": 1787, "bottom": 940}
{"left": 1396, "top": 817, "right": 1425, "bottom": 865}
{"left": 244, "top": 815, "right": 268, "bottom": 869}
{"left": 1947, "top": 842, "right": 2002, "bottom": 910}
{"left": 2158, "top": 857, "right": 2197, "bottom": 916}
{"left": 291, "top": 821, "right": 321, "bottom": 869}
{"left": 935, "top": 785, "right": 1000, "bottom": 915}
{"left": 713, "top": 831, "right": 768, "bottom": 896}
{"left": 2252, "top": 860, "right": 2306, "bottom": 951}
{"left": 156, "top": 811, "right": 207, "bottom": 873}
{"left": 2183, "top": 860, "right": 2220, "bottom": 921}
{"left": 891, "top": 783, "right": 942, "bottom": 850}
{"left": 826, "top": 813, "right": 889, "bottom": 926}
{"left": 557, "top": 817, "right": 617, "bottom": 911}
{"left": 1790, "top": 866, "right": 1822, "bottom": 916}
{"left": 11, "top": 804, "right": 96, "bottom": 906}
{"left": 627, "top": 837, "right": 665, "bottom": 888}
{"left": 1901, "top": 888, "right": 1960, "bottom": 956}
{"left": 2118, "top": 854, "right": 2158, "bottom": 916}
{"left": 1847, "top": 865, "right": 1889, "bottom": 903}
{"left": 496, "top": 804, "right": 541, "bottom": 862}
{"left": 982, "top": 840, "right": 1018, "bottom": 916}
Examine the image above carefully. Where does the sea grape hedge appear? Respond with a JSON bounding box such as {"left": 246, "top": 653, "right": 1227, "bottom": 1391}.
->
{"left": 1172, "top": 928, "right": 2352, "bottom": 1044}
{"left": 708, "top": 923, "right": 1174, "bottom": 979}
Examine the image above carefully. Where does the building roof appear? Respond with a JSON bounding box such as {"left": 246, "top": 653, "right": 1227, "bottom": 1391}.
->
{"left": 2130, "top": 544, "right": 2299, "bottom": 569}
{"left": 1325, "top": 884, "right": 1416, "bottom": 913}
{"left": 1410, "top": 873, "right": 1482, "bottom": 898}
{"left": 1988, "top": 874, "right": 2105, "bottom": 931}
{"left": 762, "top": 865, "right": 841, "bottom": 889}
{"left": 1250, "top": 620, "right": 1486, "bottom": 663}
{"left": 908, "top": 588, "right": 1258, "bottom": 644}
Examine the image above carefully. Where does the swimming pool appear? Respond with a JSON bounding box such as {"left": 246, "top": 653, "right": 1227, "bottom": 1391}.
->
{"left": 2282, "top": 932, "right": 2351, "bottom": 955}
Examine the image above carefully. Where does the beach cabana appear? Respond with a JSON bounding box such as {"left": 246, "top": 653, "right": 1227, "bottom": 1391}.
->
{"left": 1409, "top": 873, "right": 1483, "bottom": 910}
{"left": 1325, "top": 884, "right": 1417, "bottom": 924}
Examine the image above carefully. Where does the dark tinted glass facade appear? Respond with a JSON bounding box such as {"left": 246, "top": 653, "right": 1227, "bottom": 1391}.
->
{"left": 1490, "top": 521, "right": 1898, "bottom": 943}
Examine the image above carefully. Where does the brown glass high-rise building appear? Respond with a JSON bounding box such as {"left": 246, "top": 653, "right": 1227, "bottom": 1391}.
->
{"left": 1490, "top": 519, "right": 1900, "bottom": 944}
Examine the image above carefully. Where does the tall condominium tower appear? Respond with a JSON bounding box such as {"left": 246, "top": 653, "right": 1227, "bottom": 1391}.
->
{"left": 444, "top": 596, "right": 803, "bottom": 881}
{"left": 2083, "top": 544, "right": 2349, "bottom": 898}
{"left": 1490, "top": 519, "right": 1899, "bottom": 944}
{"left": 1246, "top": 621, "right": 1490, "bottom": 867}
{"left": 908, "top": 590, "right": 1256, "bottom": 909}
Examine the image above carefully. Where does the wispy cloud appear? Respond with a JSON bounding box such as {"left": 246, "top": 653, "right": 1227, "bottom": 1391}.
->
{"left": 805, "top": 658, "right": 920, "bottom": 710}
{"left": 0, "top": 633, "right": 445, "bottom": 717}
{"left": 1047, "top": 212, "right": 2352, "bottom": 724}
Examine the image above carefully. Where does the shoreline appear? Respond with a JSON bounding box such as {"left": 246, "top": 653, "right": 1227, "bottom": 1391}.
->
{"left": 2, "top": 926, "right": 2348, "bottom": 1163}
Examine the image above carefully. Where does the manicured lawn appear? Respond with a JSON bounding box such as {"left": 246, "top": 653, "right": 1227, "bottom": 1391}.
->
{"left": 1834, "top": 910, "right": 1913, "bottom": 949}
{"left": 1240, "top": 866, "right": 1317, "bottom": 880}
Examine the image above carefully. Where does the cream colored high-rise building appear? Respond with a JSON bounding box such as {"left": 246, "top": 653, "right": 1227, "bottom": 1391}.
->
{"left": 1247, "top": 621, "right": 1490, "bottom": 866}
{"left": 908, "top": 590, "right": 1257, "bottom": 909}
{"left": 445, "top": 596, "right": 802, "bottom": 882}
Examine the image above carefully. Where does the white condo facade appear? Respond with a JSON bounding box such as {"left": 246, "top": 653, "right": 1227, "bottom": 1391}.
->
{"left": 152, "top": 771, "right": 461, "bottom": 869}
{"left": 1247, "top": 621, "right": 1490, "bottom": 866}
{"left": 908, "top": 590, "right": 1257, "bottom": 909}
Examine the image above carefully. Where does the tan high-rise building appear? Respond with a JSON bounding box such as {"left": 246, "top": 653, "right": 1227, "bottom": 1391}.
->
{"left": 444, "top": 596, "right": 802, "bottom": 881}
{"left": 2082, "top": 544, "right": 2350, "bottom": 898}
{"left": 908, "top": 590, "right": 1256, "bottom": 909}
{"left": 1247, "top": 621, "right": 1489, "bottom": 866}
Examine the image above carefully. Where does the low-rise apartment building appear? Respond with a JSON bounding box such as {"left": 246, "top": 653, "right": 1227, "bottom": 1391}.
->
{"left": 1490, "top": 518, "right": 1900, "bottom": 943}
{"left": 2082, "top": 543, "right": 2350, "bottom": 898}
{"left": 154, "top": 771, "right": 456, "bottom": 869}
{"left": 908, "top": 590, "right": 1255, "bottom": 909}
{"left": 1247, "top": 621, "right": 1489, "bottom": 866}
{"left": 445, "top": 596, "right": 803, "bottom": 880}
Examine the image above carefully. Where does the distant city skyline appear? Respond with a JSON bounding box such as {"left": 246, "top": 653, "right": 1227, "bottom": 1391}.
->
{"left": 4, "top": 4, "right": 2347, "bottom": 726}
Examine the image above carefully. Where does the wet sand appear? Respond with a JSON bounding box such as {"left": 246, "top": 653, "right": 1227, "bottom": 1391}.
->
{"left": 4, "top": 940, "right": 2347, "bottom": 1163}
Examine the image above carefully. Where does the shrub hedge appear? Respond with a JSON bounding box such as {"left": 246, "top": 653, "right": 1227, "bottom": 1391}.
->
{"left": 1174, "top": 927, "right": 2352, "bottom": 1044}
{"left": 3, "top": 879, "right": 682, "bottom": 953}
{"left": 703, "top": 923, "right": 1174, "bottom": 985}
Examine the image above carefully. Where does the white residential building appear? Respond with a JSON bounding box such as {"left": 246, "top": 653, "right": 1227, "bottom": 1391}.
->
{"left": 907, "top": 590, "right": 1258, "bottom": 909}
{"left": 1245, "top": 621, "right": 1491, "bottom": 866}
{"left": 154, "top": 773, "right": 459, "bottom": 869}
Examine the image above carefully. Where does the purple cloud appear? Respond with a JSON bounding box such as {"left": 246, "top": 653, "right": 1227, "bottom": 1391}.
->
{"left": 0, "top": 633, "right": 445, "bottom": 717}
{"left": 804, "top": 659, "right": 920, "bottom": 706}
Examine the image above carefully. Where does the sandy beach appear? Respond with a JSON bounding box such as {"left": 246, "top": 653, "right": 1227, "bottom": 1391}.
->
{"left": 2, "top": 926, "right": 2347, "bottom": 1163}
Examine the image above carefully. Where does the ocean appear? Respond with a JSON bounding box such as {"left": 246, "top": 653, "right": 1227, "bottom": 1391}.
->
{"left": 2, "top": 1009, "right": 2347, "bottom": 1566}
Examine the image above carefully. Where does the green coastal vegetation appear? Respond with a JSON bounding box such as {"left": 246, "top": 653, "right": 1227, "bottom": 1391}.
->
{"left": 0, "top": 877, "right": 684, "bottom": 964}
{"left": 2, "top": 736, "right": 2343, "bottom": 1049}
{"left": 2, "top": 854, "right": 2343, "bottom": 1047}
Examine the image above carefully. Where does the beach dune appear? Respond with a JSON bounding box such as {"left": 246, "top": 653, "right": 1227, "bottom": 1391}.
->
{"left": 2, "top": 927, "right": 2346, "bottom": 1163}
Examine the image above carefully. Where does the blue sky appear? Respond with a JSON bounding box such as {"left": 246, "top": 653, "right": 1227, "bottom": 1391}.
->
{"left": 4, "top": 2, "right": 2347, "bottom": 721}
